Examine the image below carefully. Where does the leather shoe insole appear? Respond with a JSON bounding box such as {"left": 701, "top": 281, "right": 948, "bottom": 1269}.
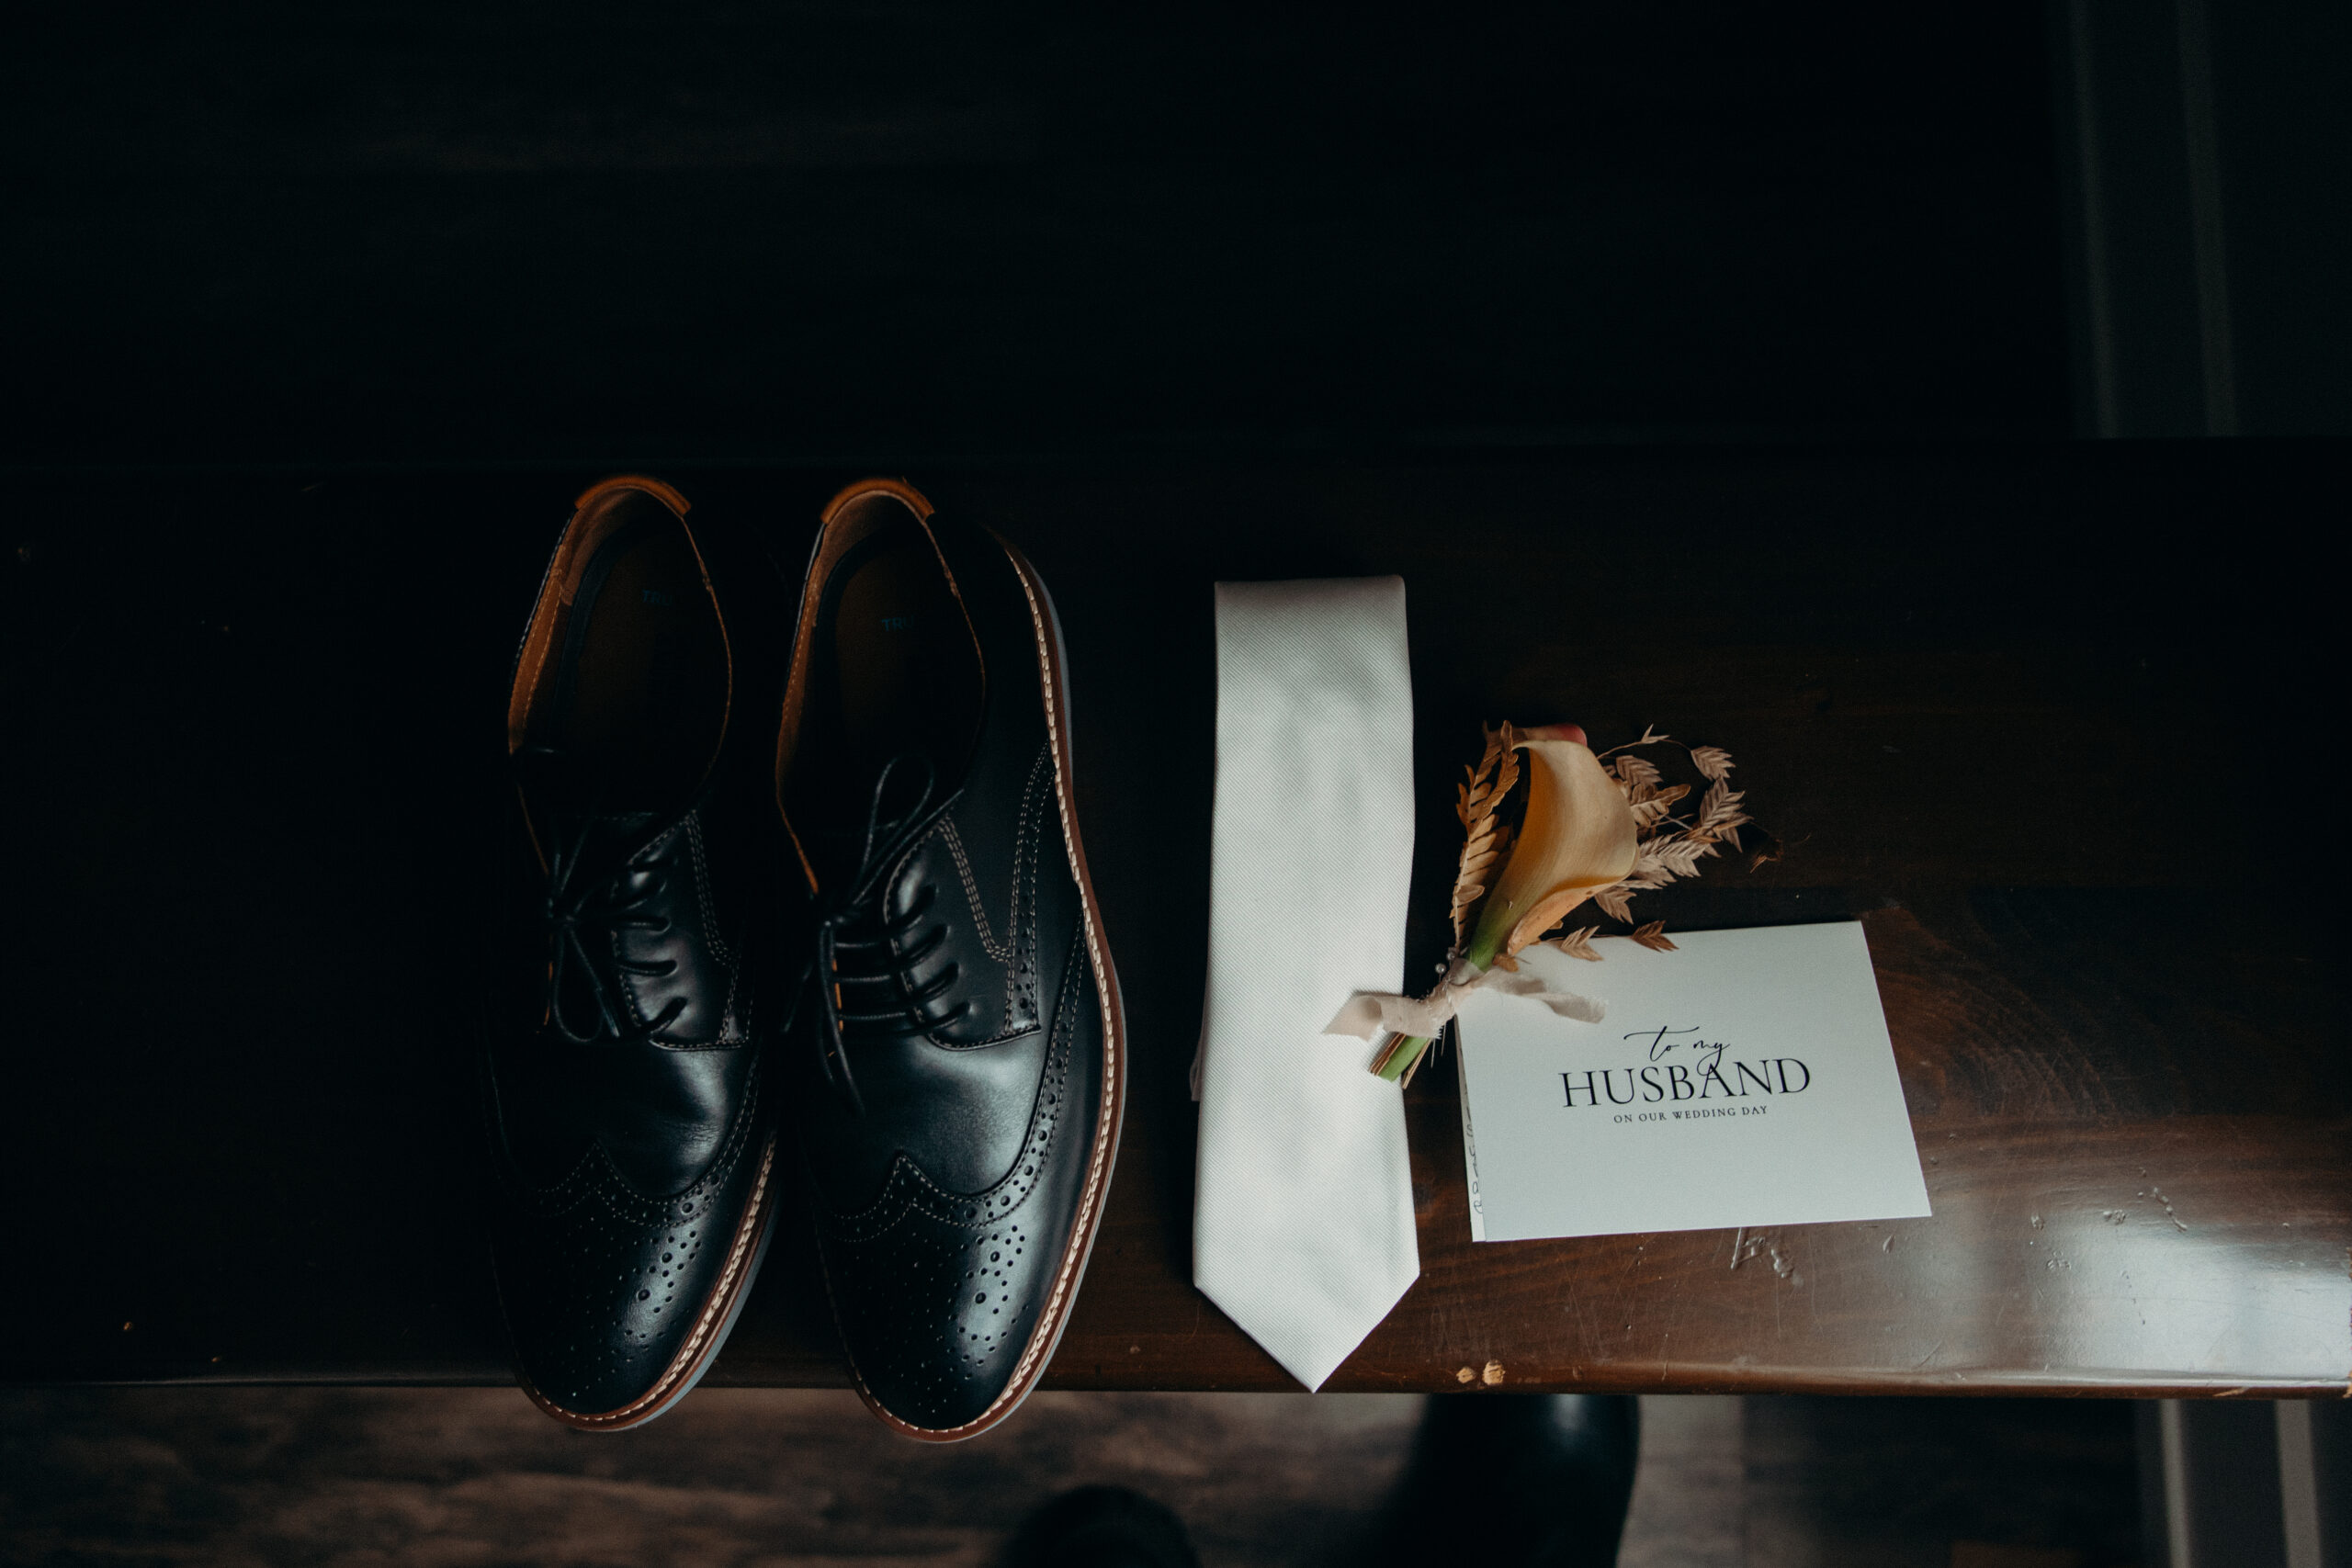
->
{"left": 817, "top": 523, "right": 984, "bottom": 815}
{"left": 544, "top": 517, "right": 728, "bottom": 811}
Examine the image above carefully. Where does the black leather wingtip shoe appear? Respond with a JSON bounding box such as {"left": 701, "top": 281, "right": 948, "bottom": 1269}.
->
{"left": 490, "top": 475, "right": 786, "bottom": 1431}
{"left": 777, "top": 478, "right": 1125, "bottom": 1441}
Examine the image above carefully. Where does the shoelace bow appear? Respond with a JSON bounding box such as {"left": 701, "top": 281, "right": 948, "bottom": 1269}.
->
{"left": 812, "top": 755, "right": 969, "bottom": 1115}
{"left": 536, "top": 773, "right": 688, "bottom": 1045}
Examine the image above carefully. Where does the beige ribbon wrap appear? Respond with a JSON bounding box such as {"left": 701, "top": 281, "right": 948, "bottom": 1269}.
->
{"left": 1322, "top": 953, "right": 1605, "bottom": 1043}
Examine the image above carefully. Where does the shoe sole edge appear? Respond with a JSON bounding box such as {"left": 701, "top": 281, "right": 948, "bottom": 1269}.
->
{"left": 842, "top": 521, "right": 1130, "bottom": 1445}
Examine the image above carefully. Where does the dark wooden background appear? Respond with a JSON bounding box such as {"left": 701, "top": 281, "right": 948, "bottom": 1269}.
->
{"left": 4, "top": 442, "right": 2342, "bottom": 1393}
{"left": 4, "top": 0, "right": 2344, "bottom": 1399}
{"left": 0, "top": 0, "right": 2066, "bottom": 467}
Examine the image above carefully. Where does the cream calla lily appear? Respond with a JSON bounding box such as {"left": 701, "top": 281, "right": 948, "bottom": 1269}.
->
{"left": 1357, "top": 719, "right": 1747, "bottom": 1083}
{"left": 1363, "top": 724, "right": 1638, "bottom": 1083}
{"left": 1464, "top": 737, "right": 1638, "bottom": 967}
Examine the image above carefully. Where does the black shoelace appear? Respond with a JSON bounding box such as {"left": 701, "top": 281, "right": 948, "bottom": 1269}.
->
{"left": 531, "top": 752, "right": 687, "bottom": 1046}
{"left": 811, "top": 755, "right": 970, "bottom": 1115}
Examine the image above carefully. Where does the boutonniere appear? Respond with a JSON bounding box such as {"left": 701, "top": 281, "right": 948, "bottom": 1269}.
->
{"left": 1326, "top": 722, "right": 1772, "bottom": 1085}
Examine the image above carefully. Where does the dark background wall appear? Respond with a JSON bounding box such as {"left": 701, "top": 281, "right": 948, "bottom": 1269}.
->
{"left": 4, "top": 1, "right": 2075, "bottom": 466}
{"left": 2050, "top": 0, "right": 2352, "bottom": 437}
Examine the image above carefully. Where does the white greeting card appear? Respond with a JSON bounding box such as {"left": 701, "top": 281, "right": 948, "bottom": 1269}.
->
{"left": 1453, "top": 921, "right": 1929, "bottom": 1242}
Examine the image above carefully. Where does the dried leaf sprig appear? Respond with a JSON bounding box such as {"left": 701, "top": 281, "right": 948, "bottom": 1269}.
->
{"left": 1369, "top": 722, "right": 1634, "bottom": 1084}
{"left": 1450, "top": 728, "right": 1519, "bottom": 947}
{"left": 1576, "top": 728, "right": 1756, "bottom": 940}
{"left": 1366, "top": 721, "right": 1767, "bottom": 1086}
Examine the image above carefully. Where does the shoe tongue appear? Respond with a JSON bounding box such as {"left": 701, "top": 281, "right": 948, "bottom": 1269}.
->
{"left": 571, "top": 809, "right": 662, "bottom": 869}
{"left": 515, "top": 747, "right": 681, "bottom": 840}
{"left": 811, "top": 751, "right": 948, "bottom": 896}
{"left": 534, "top": 801, "right": 666, "bottom": 891}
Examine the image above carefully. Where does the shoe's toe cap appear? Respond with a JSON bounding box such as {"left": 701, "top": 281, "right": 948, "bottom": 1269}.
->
{"left": 493, "top": 1129, "right": 775, "bottom": 1424}
{"left": 824, "top": 1174, "right": 1062, "bottom": 1432}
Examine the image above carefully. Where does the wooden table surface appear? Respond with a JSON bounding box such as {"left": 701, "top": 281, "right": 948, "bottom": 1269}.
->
{"left": 4, "top": 444, "right": 2344, "bottom": 1396}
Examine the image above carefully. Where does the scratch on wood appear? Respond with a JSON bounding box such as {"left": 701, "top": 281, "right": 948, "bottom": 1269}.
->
{"left": 1727, "top": 1228, "right": 1774, "bottom": 1275}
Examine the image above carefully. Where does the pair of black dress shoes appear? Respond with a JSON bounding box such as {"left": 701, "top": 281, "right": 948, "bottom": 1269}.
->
{"left": 488, "top": 476, "right": 1125, "bottom": 1439}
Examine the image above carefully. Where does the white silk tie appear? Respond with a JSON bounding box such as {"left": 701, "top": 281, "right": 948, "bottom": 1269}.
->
{"left": 1192, "top": 577, "right": 1420, "bottom": 1390}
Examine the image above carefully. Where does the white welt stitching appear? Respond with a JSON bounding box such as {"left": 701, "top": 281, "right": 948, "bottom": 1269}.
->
{"left": 937, "top": 547, "right": 1122, "bottom": 1439}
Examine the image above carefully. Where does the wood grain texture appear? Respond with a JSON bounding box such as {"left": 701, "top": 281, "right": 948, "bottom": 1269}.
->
{"left": 1, "top": 1, "right": 2067, "bottom": 467}
{"left": 2, "top": 445, "right": 2341, "bottom": 1394}
{"left": 0, "top": 1387, "right": 1428, "bottom": 1568}
{"left": 997, "top": 900, "right": 2352, "bottom": 1398}
{"left": 0, "top": 1387, "right": 2135, "bottom": 1567}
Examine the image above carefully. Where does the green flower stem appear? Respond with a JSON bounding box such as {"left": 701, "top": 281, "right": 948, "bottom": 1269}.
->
{"left": 1372, "top": 1032, "right": 1433, "bottom": 1082}
{"left": 1371, "top": 922, "right": 1510, "bottom": 1083}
